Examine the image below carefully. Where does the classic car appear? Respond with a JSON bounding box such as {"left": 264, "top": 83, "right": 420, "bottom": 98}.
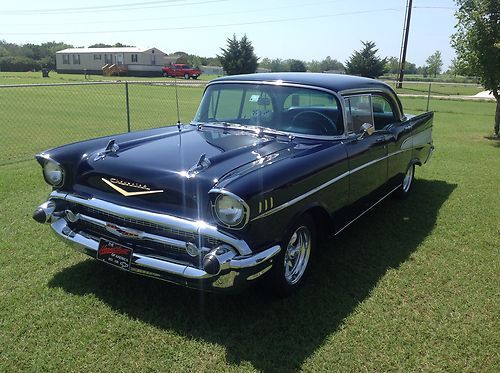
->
{"left": 33, "top": 73, "right": 434, "bottom": 295}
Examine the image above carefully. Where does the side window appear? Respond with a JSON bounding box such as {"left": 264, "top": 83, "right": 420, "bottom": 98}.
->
{"left": 281, "top": 89, "right": 342, "bottom": 136}
{"left": 372, "top": 95, "right": 396, "bottom": 130}
{"left": 344, "top": 95, "right": 373, "bottom": 133}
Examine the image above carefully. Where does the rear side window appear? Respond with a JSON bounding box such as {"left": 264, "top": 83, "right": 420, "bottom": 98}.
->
{"left": 372, "top": 95, "right": 397, "bottom": 130}
{"left": 344, "top": 95, "right": 373, "bottom": 133}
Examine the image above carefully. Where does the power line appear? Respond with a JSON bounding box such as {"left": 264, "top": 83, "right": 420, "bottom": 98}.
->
{"left": 1, "top": 8, "right": 402, "bottom": 36}
{"left": 2, "top": 0, "right": 228, "bottom": 15}
{"left": 0, "top": 0, "right": 338, "bottom": 27}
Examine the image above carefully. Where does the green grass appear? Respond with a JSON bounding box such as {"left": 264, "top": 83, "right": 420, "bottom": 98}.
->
{"left": 0, "top": 71, "right": 217, "bottom": 85}
{"left": 0, "top": 92, "right": 499, "bottom": 371}
{"left": 0, "top": 83, "right": 205, "bottom": 165}
{"left": 388, "top": 81, "right": 485, "bottom": 97}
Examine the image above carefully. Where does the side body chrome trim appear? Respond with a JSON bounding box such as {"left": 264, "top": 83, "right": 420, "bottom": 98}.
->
{"left": 252, "top": 170, "right": 350, "bottom": 221}
{"left": 334, "top": 184, "right": 402, "bottom": 236}
{"left": 252, "top": 147, "right": 413, "bottom": 222}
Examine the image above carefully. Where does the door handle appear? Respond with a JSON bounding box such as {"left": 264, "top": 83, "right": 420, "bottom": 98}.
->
{"left": 404, "top": 125, "right": 412, "bottom": 131}
{"left": 376, "top": 136, "right": 386, "bottom": 143}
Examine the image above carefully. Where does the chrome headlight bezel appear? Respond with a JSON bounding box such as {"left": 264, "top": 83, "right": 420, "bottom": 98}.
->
{"left": 42, "top": 159, "right": 65, "bottom": 187}
{"left": 211, "top": 190, "right": 250, "bottom": 229}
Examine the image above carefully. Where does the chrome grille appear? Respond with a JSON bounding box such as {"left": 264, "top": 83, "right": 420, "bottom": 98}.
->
{"left": 71, "top": 204, "right": 224, "bottom": 247}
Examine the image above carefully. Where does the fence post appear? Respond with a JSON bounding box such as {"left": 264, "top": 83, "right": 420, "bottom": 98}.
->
{"left": 426, "top": 82, "right": 431, "bottom": 112}
{"left": 125, "top": 82, "right": 131, "bottom": 132}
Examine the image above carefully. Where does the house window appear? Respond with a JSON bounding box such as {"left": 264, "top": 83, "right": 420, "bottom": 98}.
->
{"left": 131, "top": 54, "right": 138, "bottom": 63}
{"left": 72, "top": 54, "right": 80, "bottom": 64}
{"left": 104, "top": 54, "right": 112, "bottom": 64}
{"left": 94, "top": 54, "right": 102, "bottom": 60}
{"left": 62, "top": 55, "right": 70, "bottom": 64}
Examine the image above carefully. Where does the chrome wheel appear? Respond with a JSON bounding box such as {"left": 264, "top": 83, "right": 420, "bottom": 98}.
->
{"left": 402, "top": 165, "right": 414, "bottom": 193}
{"left": 284, "top": 226, "right": 311, "bottom": 285}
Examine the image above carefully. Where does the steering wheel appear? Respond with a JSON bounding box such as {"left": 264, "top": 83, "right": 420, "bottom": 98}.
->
{"left": 290, "top": 111, "right": 336, "bottom": 136}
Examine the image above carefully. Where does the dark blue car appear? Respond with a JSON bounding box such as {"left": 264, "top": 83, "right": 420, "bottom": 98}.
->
{"left": 33, "top": 73, "right": 434, "bottom": 295}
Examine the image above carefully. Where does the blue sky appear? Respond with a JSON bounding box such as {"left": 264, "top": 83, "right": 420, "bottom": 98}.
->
{"left": 1, "top": 0, "right": 458, "bottom": 68}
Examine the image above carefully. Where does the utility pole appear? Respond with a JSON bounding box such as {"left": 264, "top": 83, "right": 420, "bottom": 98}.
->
{"left": 397, "top": 0, "right": 413, "bottom": 88}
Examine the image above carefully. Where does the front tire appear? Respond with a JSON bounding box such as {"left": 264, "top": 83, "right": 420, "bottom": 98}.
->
{"left": 270, "top": 214, "right": 315, "bottom": 296}
{"left": 184, "top": 73, "right": 190, "bottom": 79}
{"left": 395, "top": 163, "right": 415, "bottom": 198}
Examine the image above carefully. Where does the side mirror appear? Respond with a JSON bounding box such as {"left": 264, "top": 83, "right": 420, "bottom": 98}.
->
{"left": 358, "top": 123, "right": 374, "bottom": 138}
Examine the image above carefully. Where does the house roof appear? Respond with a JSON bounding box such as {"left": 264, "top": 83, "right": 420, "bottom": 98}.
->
{"left": 56, "top": 47, "right": 165, "bottom": 54}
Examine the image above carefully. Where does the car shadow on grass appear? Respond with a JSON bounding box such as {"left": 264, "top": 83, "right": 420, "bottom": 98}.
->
{"left": 49, "top": 179, "right": 456, "bottom": 372}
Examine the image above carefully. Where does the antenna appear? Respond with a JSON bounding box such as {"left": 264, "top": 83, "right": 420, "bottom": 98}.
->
{"left": 174, "top": 76, "right": 181, "bottom": 132}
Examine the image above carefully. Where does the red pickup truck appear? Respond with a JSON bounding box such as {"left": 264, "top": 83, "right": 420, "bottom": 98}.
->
{"left": 162, "top": 64, "right": 202, "bottom": 79}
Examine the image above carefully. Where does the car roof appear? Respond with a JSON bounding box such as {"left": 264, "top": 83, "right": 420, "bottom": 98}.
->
{"left": 210, "top": 72, "right": 394, "bottom": 94}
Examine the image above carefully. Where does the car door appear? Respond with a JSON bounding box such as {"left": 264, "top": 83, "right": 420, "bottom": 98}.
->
{"left": 343, "top": 94, "right": 389, "bottom": 222}
{"left": 371, "top": 94, "right": 413, "bottom": 192}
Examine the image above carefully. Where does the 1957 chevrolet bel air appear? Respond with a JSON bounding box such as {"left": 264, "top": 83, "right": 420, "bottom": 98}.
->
{"left": 33, "top": 73, "right": 434, "bottom": 295}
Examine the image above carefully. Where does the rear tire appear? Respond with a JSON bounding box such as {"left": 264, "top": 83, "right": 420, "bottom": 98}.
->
{"left": 394, "top": 163, "right": 415, "bottom": 199}
{"left": 269, "top": 214, "right": 316, "bottom": 296}
{"left": 184, "top": 73, "right": 190, "bottom": 79}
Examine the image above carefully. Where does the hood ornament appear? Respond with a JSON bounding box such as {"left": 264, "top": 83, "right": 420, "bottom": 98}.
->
{"left": 94, "top": 139, "right": 120, "bottom": 162}
{"left": 101, "top": 178, "right": 164, "bottom": 197}
{"left": 187, "top": 153, "right": 211, "bottom": 177}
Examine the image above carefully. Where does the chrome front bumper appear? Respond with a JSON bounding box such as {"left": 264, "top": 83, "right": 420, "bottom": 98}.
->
{"left": 35, "top": 191, "right": 281, "bottom": 291}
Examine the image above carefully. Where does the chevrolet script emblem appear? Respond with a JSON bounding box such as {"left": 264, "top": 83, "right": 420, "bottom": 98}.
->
{"left": 102, "top": 178, "right": 164, "bottom": 197}
{"left": 105, "top": 223, "right": 142, "bottom": 239}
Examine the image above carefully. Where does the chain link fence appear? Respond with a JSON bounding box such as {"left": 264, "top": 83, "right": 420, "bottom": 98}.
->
{"left": 0, "top": 80, "right": 207, "bottom": 165}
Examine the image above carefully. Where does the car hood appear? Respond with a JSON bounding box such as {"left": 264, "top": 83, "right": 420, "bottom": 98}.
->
{"left": 72, "top": 126, "right": 301, "bottom": 219}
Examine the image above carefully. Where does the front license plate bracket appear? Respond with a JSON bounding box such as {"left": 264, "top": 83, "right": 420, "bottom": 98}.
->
{"left": 97, "top": 239, "right": 133, "bottom": 271}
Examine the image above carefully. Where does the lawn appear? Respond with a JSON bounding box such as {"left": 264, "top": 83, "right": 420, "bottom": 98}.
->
{"left": 0, "top": 71, "right": 218, "bottom": 85}
{"left": 389, "top": 81, "right": 484, "bottom": 97}
{"left": 0, "top": 93, "right": 498, "bottom": 370}
{"left": 0, "top": 83, "right": 206, "bottom": 165}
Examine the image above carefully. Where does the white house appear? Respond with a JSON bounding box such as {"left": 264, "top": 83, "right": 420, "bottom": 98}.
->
{"left": 56, "top": 47, "right": 169, "bottom": 76}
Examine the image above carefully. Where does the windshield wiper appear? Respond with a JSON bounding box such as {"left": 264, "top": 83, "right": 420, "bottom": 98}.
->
{"left": 249, "top": 125, "right": 296, "bottom": 141}
{"left": 193, "top": 122, "right": 295, "bottom": 141}
{"left": 203, "top": 121, "right": 248, "bottom": 129}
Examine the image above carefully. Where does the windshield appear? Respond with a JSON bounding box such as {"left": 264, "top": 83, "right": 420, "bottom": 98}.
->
{"left": 193, "top": 83, "right": 344, "bottom": 137}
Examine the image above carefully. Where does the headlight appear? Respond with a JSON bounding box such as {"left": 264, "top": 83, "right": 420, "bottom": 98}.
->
{"left": 213, "top": 193, "right": 248, "bottom": 228}
{"left": 43, "top": 160, "right": 64, "bottom": 186}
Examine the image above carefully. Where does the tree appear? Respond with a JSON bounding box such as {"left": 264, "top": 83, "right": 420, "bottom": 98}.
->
{"left": 451, "top": 0, "right": 499, "bottom": 136}
{"left": 426, "top": 51, "right": 443, "bottom": 77}
{"left": 386, "top": 56, "right": 400, "bottom": 74}
{"left": 345, "top": 41, "right": 387, "bottom": 78}
{"left": 289, "top": 59, "right": 306, "bottom": 72}
{"left": 446, "top": 58, "right": 460, "bottom": 76}
{"left": 320, "top": 56, "right": 344, "bottom": 72}
{"left": 217, "top": 34, "right": 258, "bottom": 75}
{"left": 88, "top": 43, "right": 132, "bottom": 48}
{"left": 270, "top": 58, "right": 287, "bottom": 72}
{"left": 0, "top": 40, "right": 72, "bottom": 70}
